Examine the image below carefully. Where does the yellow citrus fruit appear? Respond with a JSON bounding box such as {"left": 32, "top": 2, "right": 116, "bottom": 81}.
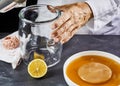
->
{"left": 28, "top": 59, "right": 47, "bottom": 78}
{"left": 34, "top": 52, "right": 44, "bottom": 60}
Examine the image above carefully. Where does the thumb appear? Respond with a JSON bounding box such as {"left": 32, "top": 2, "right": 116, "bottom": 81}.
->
{"left": 47, "top": 4, "right": 71, "bottom": 12}
{"left": 54, "top": 5, "right": 67, "bottom": 12}
{"left": 54, "top": 3, "right": 77, "bottom": 12}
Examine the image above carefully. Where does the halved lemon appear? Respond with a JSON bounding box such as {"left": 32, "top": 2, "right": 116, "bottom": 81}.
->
{"left": 28, "top": 59, "right": 47, "bottom": 78}
{"left": 34, "top": 52, "right": 44, "bottom": 60}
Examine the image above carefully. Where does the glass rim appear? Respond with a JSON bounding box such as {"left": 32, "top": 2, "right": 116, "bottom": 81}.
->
{"left": 19, "top": 4, "right": 61, "bottom": 24}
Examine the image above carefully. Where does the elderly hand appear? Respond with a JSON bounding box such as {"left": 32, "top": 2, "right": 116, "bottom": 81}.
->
{"left": 51, "top": 2, "right": 93, "bottom": 44}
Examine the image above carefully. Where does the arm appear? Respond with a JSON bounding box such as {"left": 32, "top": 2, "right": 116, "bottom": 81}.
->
{"left": 51, "top": 0, "right": 120, "bottom": 43}
{"left": 85, "top": 0, "right": 120, "bottom": 33}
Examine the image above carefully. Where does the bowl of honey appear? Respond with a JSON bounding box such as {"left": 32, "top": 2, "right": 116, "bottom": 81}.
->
{"left": 63, "top": 50, "right": 120, "bottom": 86}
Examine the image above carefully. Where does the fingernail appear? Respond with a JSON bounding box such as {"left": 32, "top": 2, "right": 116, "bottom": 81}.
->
{"left": 54, "top": 38, "right": 59, "bottom": 42}
{"left": 52, "top": 23, "right": 58, "bottom": 29}
{"left": 51, "top": 34, "right": 55, "bottom": 38}
{"left": 47, "top": 5, "right": 56, "bottom": 13}
{"left": 61, "top": 40, "right": 64, "bottom": 44}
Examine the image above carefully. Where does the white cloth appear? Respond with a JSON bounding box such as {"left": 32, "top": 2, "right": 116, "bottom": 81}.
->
{"left": 0, "top": 32, "right": 21, "bottom": 69}
{"left": 85, "top": 0, "right": 120, "bottom": 35}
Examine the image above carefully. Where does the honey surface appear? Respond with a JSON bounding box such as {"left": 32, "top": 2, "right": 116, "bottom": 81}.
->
{"left": 66, "top": 55, "right": 120, "bottom": 86}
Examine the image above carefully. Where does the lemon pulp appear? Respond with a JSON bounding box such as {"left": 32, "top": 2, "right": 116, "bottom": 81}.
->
{"left": 28, "top": 59, "right": 47, "bottom": 78}
{"left": 34, "top": 52, "right": 44, "bottom": 60}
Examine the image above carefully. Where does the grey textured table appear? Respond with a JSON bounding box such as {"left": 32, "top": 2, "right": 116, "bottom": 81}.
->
{"left": 0, "top": 33, "right": 120, "bottom": 86}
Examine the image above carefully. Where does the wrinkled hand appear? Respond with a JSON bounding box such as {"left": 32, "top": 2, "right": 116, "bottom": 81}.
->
{"left": 51, "top": 2, "right": 93, "bottom": 44}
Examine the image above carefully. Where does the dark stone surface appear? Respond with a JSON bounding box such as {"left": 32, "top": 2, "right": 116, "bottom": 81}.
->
{"left": 0, "top": 34, "right": 120, "bottom": 86}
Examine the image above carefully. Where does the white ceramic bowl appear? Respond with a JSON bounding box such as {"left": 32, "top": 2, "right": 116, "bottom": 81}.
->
{"left": 63, "top": 50, "right": 120, "bottom": 86}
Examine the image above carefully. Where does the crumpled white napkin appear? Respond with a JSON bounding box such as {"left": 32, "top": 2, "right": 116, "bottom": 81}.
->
{"left": 0, "top": 31, "right": 21, "bottom": 69}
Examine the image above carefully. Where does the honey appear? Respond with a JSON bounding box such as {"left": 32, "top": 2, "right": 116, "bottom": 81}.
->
{"left": 66, "top": 55, "right": 120, "bottom": 86}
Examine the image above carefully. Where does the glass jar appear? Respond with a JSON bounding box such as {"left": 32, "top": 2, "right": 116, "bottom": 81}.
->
{"left": 18, "top": 4, "right": 62, "bottom": 67}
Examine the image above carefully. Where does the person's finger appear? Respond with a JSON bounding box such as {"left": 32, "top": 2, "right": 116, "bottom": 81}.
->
{"left": 53, "top": 36, "right": 60, "bottom": 42}
{"left": 71, "top": 27, "right": 79, "bottom": 37}
{"left": 47, "top": 5, "right": 57, "bottom": 13}
{"left": 54, "top": 5, "right": 70, "bottom": 12}
{"left": 61, "top": 17, "right": 74, "bottom": 31}
{"left": 51, "top": 17, "right": 74, "bottom": 40}
{"left": 61, "top": 28, "right": 78, "bottom": 44}
{"left": 54, "top": 3, "right": 77, "bottom": 12}
{"left": 52, "top": 20, "right": 80, "bottom": 44}
{"left": 53, "top": 17, "right": 73, "bottom": 35}
{"left": 60, "top": 24, "right": 79, "bottom": 44}
{"left": 56, "top": 27, "right": 65, "bottom": 35}
{"left": 51, "top": 12, "right": 71, "bottom": 29}
{"left": 66, "top": 24, "right": 79, "bottom": 33}
{"left": 51, "top": 27, "right": 64, "bottom": 38}
{"left": 47, "top": 4, "right": 70, "bottom": 13}
{"left": 60, "top": 32, "right": 71, "bottom": 44}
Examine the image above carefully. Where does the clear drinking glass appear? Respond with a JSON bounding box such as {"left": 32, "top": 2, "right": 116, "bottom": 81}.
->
{"left": 18, "top": 4, "right": 62, "bottom": 67}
